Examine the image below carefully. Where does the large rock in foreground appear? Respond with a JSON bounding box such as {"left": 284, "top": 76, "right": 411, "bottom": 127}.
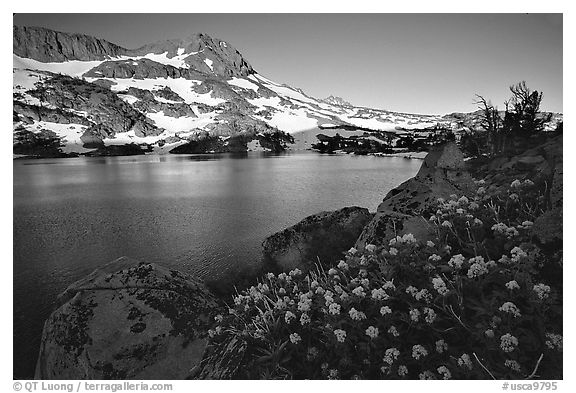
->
{"left": 356, "top": 142, "right": 475, "bottom": 248}
{"left": 263, "top": 207, "right": 373, "bottom": 271}
{"left": 35, "top": 257, "right": 219, "bottom": 380}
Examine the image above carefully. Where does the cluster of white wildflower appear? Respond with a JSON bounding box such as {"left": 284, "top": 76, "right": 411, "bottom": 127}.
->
{"left": 383, "top": 280, "right": 396, "bottom": 291}
{"left": 428, "top": 254, "right": 442, "bottom": 262}
{"left": 492, "top": 223, "right": 519, "bottom": 239}
{"left": 300, "top": 313, "right": 311, "bottom": 325}
{"left": 371, "top": 287, "right": 389, "bottom": 300}
{"left": 348, "top": 247, "right": 358, "bottom": 254}
{"left": 388, "top": 326, "right": 400, "bottom": 337}
{"left": 437, "top": 366, "right": 452, "bottom": 380}
{"left": 545, "top": 333, "right": 563, "bottom": 351}
{"left": 467, "top": 255, "right": 489, "bottom": 278}
{"left": 518, "top": 220, "right": 534, "bottom": 230}
{"left": 426, "top": 240, "right": 435, "bottom": 247}
{"left": 352, "top": 286, "right": 366, "bottom": 298}
{"left": 298, "top": 293, "right": 312, "bottom": 312}
{"left": 284, "top": 310, "right": 296, "bottom": 324}
{"left": 432, "top": 276, "right": 449, "bottom": 295}
{"left": 504, "top": 360, "right": 522, "bottom": 372}
{"left": 505, "top": 280, "right": 520, "bottom": 290}
{"left": 398, "top": 365, "right": 409, "bottom": 377}
{"left": 510, "top": 247, "right": 528, "bottom": 263}
{"left": 448, "top": 254, "right": 466, "bottom": 269}
{"left": 383, "top": 347, "right": 400, "bottom": 365}
{"left": 412, "top": 344, "right": 428, "bottom": 360}
{"left": 380, "top": 306, "right": 392, "bottom": 316}
{"left": 419, "top": 370, "right": 435, "bottom": 380}
{"left": 409, "top": 308, "right": 421, "bottom": 322}
{"left": 457, "top": 353, "right": 473, "bottom": 370}
{"left": 365, "top": 244, "right": 376, "bottom": 252}
{"left": 533, "top": 283, "right": 551, "bottom": 300}
{"left": 365, "top": 326, "right": 379, "bottom": 339}
{"left": 328, "top": 268, "right": 338, "bottom": 276}
{"left": 349, "top": 307, "right": 367, "bottom": 321}
{"left": 389, "top": 233, "right": 417, "bottom": 245}
{"left": 441, "top": 220, "right": 453, "bottom": 228}
{"left": 333, "top": 329, "right": 347, "bottom": 343}
{"left": 423, "top": 307, "right": 437, "bottom": 324}
{"left": 499, "top": 302, "right": 521, "bottom": 318}
{"left": 436, "top": 339, "right": 448, "bottom": 354}
{"left": 328, "top": 369, "right": 338, "bottom": 379}
{"left": 289, "top": 333, "right": 301, "bottom": 344}
{"left": 328, "top": 302, "right": 341, "bottom": 315}
{"left": 500, "top": 333, "right": 519, "bottom": 352}
{"left": 337, "top": 260, "right": 348, "bottom": 270}
{"left": 389, "top": 247, "right": 398, "bottom": 256}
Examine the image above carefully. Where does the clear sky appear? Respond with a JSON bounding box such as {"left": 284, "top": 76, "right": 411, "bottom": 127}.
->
{"left": 13, "top": 13, "right": 563, "bottom": 114}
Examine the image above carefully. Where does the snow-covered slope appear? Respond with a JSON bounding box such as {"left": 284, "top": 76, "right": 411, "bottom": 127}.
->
{"left": 12, "top": 26, "right": 562, "bottom": 157}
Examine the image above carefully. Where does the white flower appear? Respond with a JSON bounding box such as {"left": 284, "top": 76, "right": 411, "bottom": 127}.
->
{"left": 383, "top": 347, "right": 400, "bottom": 365}
{"left": 505, "top": 280, "right": 520, "bottom": 290}
{"left": 409, "top": 308, "right": 421, "bottom": 322}
{"left": 214, "top": 314, "right": 223, "bottom": 323}
{"left": 477, "top": 186, "right": 486, "bottom": 195}
{"left": 371, "top": 288, "right": 389, "bottom": 300}
{"left": 545, "top": 333, "right": 563, "bottom": 351}
{"left": 432, "top": 276, "right": 449, "bottom": 295}
{"left": 380, "top": 306, "right": 392, "bottom": 316}
{"left": 441, "top": 220, "right": 453, "bottom": 228}
{"left": 328, "top": 369, "right": 338, "bottom": 379}
{"left": 423, "top": 307, "right": 436, "bottom": 324}
{"left": 337, "top": 260, "right": 348, "bottom": 270}
{"left": 328, "top": 268, "right": 338, "bottom": 275}
{"left": 298, "top": 294, "right": 312, "bottom": 312}
{"left": 435, "top": 339, "right": 448, "bottom": 354}
{"left": 458, "top": 196, "right": 469, "bottom": 205}
{"left": 426, "top": 240, "right": 435, "bottom": 247}
{"left": 365, "top": 326, "right": 379, "bottom": 339}
{"left": 289, "top": 333, "right": 301, "bottom": 344}
{"left": 500, "top": 333, "right": 519, "bottom": 352}
{"left": 365, "top": 244, "right": 376, "bottom": 252}
{"left": 437, "top": 365, "right": 452, "bottom": 380}
{"left": 457, "top": 353, "right": 473, "bottom": 370}
{"left": 499, "top": 302, "right": 521, "bottom": 318}
{"left": 348, "top": 247, "right": 358, "bottom": 254}
{"left": 419, "top": 371, "right": 435, "bottom": 380}
{"left": 485, "top": 329, "right": 495, "bottom": 338}
{"left": 505, "top": 360, "right": 522, "bottom": 372}
{"left": 383, "top": 280, "right": 396, "bottom": 291}
{"left": 412, "top": 344, "right": 428, "bottom": 360}
{"left": 348, "top": 307, "right": 367, "bottom": 321}
{"left": 328, "top": 302, "right": 341, "bottom": 315}
{"left": 289, "top": 268, "right": 302, "bottom": 277}
{"left": 415, "top": 289, "right": 432, "bottom": 302}
{"left": 352, "top": 286, "right": 366, "bottom": 298}
{"left": 429, "top": 254, "right": 441, "bottom": 262}
{"left": 510, "top": 246, "right": 527, "bottom": 262}
{"left": 510, "top": 179, "right": 522, "bottom": 188}
{"left": 333, "top": 329, "right": 347, "bottom": 343}
{"left": 524, "top": 179, "right": 535, "bottom": 186}
{"left": 456, "top": 208, "right": 464, "bottom": 214}
{"left": 284, "top": 311, "right": 296, "bottom": 324}
{"left": 467, "top": 256, "right": 489, "bottom": 278}
{"left": 389, "top": 247, "right": 398, "bottom": 256}
{"left": 448, "top": 254, "right": 465, "bottom": 269}
{"left": 397, "top": 365, "right": 408, "bottom": 377}
{"left": 300, "top": 313, "right": 311, "bottom": 325}
{"left": 388, "top": 325, "right": 400, "bottom": 337}
{"left": 533, "top": 283, "right": 551, "bottom": 300}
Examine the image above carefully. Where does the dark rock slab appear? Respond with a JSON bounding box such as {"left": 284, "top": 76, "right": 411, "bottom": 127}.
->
{"left": 262, "top": 207, "right": 373, "bottom": 271}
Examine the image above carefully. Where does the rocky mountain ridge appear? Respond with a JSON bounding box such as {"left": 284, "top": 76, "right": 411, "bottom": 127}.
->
{"left": 13, "top": 26, "right": 563, "bottom": 158}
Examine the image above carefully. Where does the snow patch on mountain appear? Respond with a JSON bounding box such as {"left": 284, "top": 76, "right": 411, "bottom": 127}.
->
{"left": 14, "top": 55, "right": 104, "bottom": 77}
{"left": 228, "top": 77, "right": 259, "bottom": 91}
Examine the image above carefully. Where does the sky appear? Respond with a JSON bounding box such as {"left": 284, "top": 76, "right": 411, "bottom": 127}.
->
{"left": 13, "top": 13, "right": 563, "bottom": 114}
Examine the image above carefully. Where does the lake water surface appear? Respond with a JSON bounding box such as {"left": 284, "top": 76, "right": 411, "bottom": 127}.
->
{"left": 13, "top": 151, "right": 421, "bottom": 378}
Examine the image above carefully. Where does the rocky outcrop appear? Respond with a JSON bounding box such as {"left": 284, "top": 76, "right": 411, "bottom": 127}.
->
{"left": 25, "top": 73, "right": 161, "bottom": 142}
{"left": 35, "top": 257, "right": 219, "bottom": 380}
{"left": 263, "top": 207, "right": 373, "bottom": 271}
{"left": 14, "top": 26, "right": 126, "bottom": 62}
{"left": 83, "top": 59, "right": 205, "bottom": 80}
{"left": 356, "top": 142, "right": 475, "bottom": 248}
{"left": 123, "top": 87, "right": 197, "bottom": 118}
{"left": 471, "top": 134, "right": 563, "bottom": 246}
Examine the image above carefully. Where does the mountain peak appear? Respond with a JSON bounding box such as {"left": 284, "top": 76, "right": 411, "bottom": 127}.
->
{"left": 322, "top": 95, "right": 352, "bottom": 107}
